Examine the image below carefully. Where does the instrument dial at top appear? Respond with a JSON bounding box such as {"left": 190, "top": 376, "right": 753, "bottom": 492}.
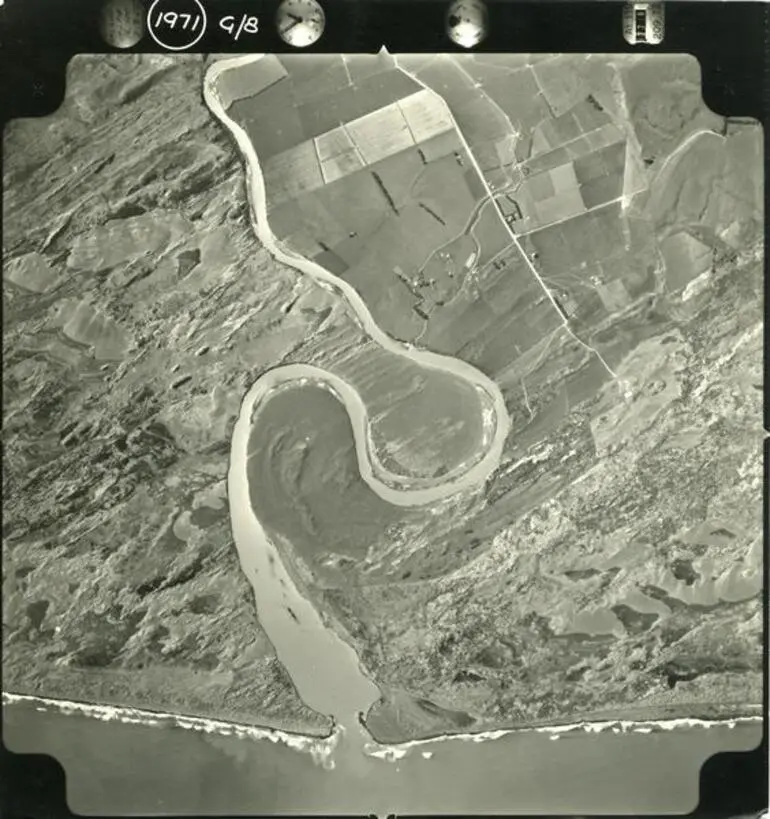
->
{"left": 276, "top": 0, "right": 325, "bottom": 47}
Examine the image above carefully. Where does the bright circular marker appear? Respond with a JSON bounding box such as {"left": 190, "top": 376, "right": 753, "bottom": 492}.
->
{"left": 147, "top": 0, "right": 207, "bottom": 51}
{"left": 276, "top": 0, "right": 325, "bottom": 48}
{"left": 446, "top": 0, "right": 487, "bottom": 48}
{"left": 100, "top": 0, "right": 145, "bottom": 48}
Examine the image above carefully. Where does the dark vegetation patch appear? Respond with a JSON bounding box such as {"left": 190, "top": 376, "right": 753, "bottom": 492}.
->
{"left": 671, "top": 558, "right": 700, "bottom": 586}
{"left": 177, "top": 249, "right": 201, "bottom": 277}
{"left": 188, "top": 594, "right": 219, "bottom": 615}
{"left": 610, "top": 604, "right": 659, "bottom": 635}
{"left": 26, "top": 600, "right": 50, "bottom": 631}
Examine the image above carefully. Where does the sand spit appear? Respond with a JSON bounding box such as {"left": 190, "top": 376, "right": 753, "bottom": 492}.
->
{"left": 2, "top": 692, "right": 341, "bottom": 767}
{"left": 361, "top": 713, "right": 763, "bottom": 761}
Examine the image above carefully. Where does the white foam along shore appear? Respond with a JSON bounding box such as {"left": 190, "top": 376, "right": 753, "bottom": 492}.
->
{"left": 2, "top": 692, "right": 342, "bottom": 767}
{"left": 202, "top": 54, "right": 512, "bottom": 499}
{"left": 5, "top": 692, "right": 760, "bottom": 761}
{"left": 365, "top": 714, "right": 764, "bottom": 758}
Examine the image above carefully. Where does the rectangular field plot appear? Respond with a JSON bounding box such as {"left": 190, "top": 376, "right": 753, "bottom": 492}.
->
{"left": 321, "top": 150, "right": 366, "bottom": 184}
{"left": 343, "top": 52, "right": 397, "bottom": 84}
{"left": 573, "top": 142, "right": 626, "bottom": 186}
{"left": 263, "top": 141, "right": 325, "bottom": 206}
{"left": 526, "top": 202, "right": 626, "bottom": 271}
{"left": 315, "top": 125, "right": 366, "bottom": 183}
{"left": 398, "top": 90, "right": 455, "bottom": 142}
{"left": 580, "top": 174, "right": 623, "bottom": 210}
{"left": 346, "top": 103, "right": 415, "bottom": 164}
{"left": 315, "top": 127, "right": 357, "bottom": 162}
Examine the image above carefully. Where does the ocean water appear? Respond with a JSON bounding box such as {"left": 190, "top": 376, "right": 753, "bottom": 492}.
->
{"left": 3, "top": 698, "right": 762, "bottom": 815}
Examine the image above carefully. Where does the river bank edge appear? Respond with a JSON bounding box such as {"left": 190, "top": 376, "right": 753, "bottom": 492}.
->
{"left": 202, "top": 54, "right": 512, "bottom": 496}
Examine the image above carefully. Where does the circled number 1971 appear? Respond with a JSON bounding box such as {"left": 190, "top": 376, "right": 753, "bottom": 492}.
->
{"left": 147, "top": 0, "right": 207, "bottom": 50}
{"left": 154, "top": 11, "right": 203, "bottom": 31}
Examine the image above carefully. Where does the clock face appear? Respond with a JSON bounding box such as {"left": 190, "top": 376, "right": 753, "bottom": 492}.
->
{"left": 276, "top": 0, "right": 325, "bottom": 47}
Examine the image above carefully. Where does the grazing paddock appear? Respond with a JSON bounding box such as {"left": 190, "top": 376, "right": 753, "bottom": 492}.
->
{"left": 536, "top": 110, "right": 583, "bottom": 151}
{"left": 514, "top": 161, "right": 587, "bottom": 232}
{"left": 526, "top": 201, "right": 625, "bottom": 270}
{"left": 344, "top": 52, "right": 397, "bottom": 84}
{"left": 660, "top": 231, "right": 713, "bottom": 294}
{"left": 313, "top": 247, "right": 349, "bottom": 276}
{"left": 370, "top": 147, "right": 432, "bottom": 210}
{"left": 308, "top": 169, "right": 391, "bottom": 240}
{"left": 573, "top": 141, "right": 626, "bottom": 186}
{"left": 294, "top": 188, "right": 353, "bottom": 249}
{"left": 419, "top": 129, "right": 462, "bottom": 163}
{"left": 410, "top": 154, "right": 477, "bottom": 234}
{"left": 411, "top": 57, "right": 514, "bottom": 149}
{"left": 524, "top": 145, "right": 571, "bottom": 176}
{"left": 580, "top": 173, "right": 623, "bottom": 210}
{"left": 481, "top": 255, "right": 550, "bottom": 318}
{"left": 617, "top": 54, "right": 723, "bottom": 163}
{"left": 479, "top": 68, "right": 553, "bottom": 136}
{"left": 266, "top": 198, "right": 308, "bottom": 242}
{"left": 297, "top": 91, "right": 365, "bottom": 141}
{"left": 219, "top": 55, "right": 288, "bottom": 108}
{"left": 463, "top": 305, "right": 558, "bottom": 376}
{"left": 427, "top": 293, "right": 499, "bottom": 359}
{"left": 355, "top": 69, "right": 421, "bottom": 114}
{"left": 229, "top": 83, "right": 306, "bottom": 161}
{"left": 263, "top": 141, "right": 325, "bottom": 207}
{"left": 571, "top": 98, "right": 613, "bottom": 133}
{"left": 331, "top": 232, "right": 370, "bottom": 270}
{"left": 531, "top": 55, "right": 618, "bottom": 118}
{"left": 286, "top": 55, "right": 350, "bottom": 106}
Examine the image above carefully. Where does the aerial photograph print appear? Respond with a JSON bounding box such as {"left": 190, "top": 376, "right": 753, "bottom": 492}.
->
{"left": 1, "top": 49, "right": 764, "bottom": 815}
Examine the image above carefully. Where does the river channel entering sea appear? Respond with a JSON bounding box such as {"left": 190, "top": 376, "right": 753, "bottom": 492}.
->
{"left": 2, "top": 54, "right": 763, "bottom": 814}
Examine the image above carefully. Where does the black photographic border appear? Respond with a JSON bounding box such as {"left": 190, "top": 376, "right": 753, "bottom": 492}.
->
{"left": 0, "top": 1, "right": 767, "bottom": 817}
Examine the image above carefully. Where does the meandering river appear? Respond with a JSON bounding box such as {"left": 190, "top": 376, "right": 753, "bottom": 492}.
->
{"left": 2, "top": 56, "right": 762, "bottom": 815}
{"left": 206, "top": 53, "right": 514, "bottom": 755}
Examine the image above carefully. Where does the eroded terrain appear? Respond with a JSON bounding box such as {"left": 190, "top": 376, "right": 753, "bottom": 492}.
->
{"left": 3, "top": 53, "right": 763, "bottom": 741}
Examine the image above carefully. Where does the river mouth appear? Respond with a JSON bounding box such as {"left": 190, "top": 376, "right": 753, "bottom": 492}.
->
{"left": 228, "top": 368, "right": 384, "bottom": 743}
{"left": 208, "top": 51, "right": 514, "bottom": 754}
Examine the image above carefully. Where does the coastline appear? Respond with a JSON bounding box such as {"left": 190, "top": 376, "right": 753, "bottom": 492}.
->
{"left": 5, "top": 691, "right": 761, "bottom": 751}
{"left": 359, "top": 700, "right": 764, "bottom": 747}
{"left": 2, "top": 692, "right": 338, "bottom": 747}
